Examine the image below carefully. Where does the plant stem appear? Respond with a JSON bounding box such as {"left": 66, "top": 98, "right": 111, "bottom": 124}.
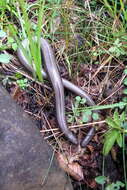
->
{"left": 102, "top": 156, "right": 105, "bottom": 190}
{"left": 123, "top": 133, "right": 127, "bottom": 189}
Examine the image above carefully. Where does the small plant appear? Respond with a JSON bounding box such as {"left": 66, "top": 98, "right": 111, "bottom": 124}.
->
{"left": 95, "top": 175, "right": 125, "bottom": 190}
{"left": 67, "top": 96, "right": 99, "bottom": 124}
{"left": 7, "top": 0, "right": 45, "bottom": 82}
{"left": 17, "top": 78, "right": 28, "bottom": 89}
{"left": 0, "top": 53, "right": 12, "bottom": 64}
{"left": 67, "top": 96, "right": 86, "bottom": 123}
{"left": 103, "top": 110, "right": 127, "bottom": 156}
{"left": 8, "top": 37, "right": 18, "bottom": 51}
{"left": 0, "top": 29, "right": 12, "bottom": 63}
{"left": 108, "top": 38, "right": 126, "bottom": 58}
{"left": 0, "top": 29, "right": 17, "bottom": 51}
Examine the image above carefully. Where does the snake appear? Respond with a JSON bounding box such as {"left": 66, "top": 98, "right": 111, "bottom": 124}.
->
{"left": 17, "top": 38, "right": 97, "bottom": 147}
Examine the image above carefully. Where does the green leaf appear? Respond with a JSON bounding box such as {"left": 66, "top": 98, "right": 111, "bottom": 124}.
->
{"left": 80, "top": 98, "right": 86, "bottom": 104}
{"left": 82, "top": 112, "right": 90, "bottom": 123}
{"left": 82, "top": 110, "right": 92, "bottom": 123}
{"left": 124, "top": 78, "right": 127, "bottom": 85}
{"left": 12, "top": 43, "right": 18, "bottom": 51}
{"left": 114, "top": 38, "right": 120, "bottom": 46}
{"left": 123, "top": 89, "right": 127, "bottom": 95}
{"left": 106, "top": 183, "right": 115, "bottom": 190}
{"left": 120, "top": 112, "right": 126, "bottom": 122}
{"left": 115, "top": 181, "right": 125, "bottom": 188}
{"left": 109, "top": 46, "right": 116, "bottom": 53}
{"left": 106, "top": 181, "right": 125, "bottom": 190}
{"left": 79, "top": 102, "right": 127, "bottom": 112}
{"left": 124, "top": 69, "right": 127, "bottom": 75}
{"left": 122, "top": 97, "right": 127, "bottom": 103}
{"left": 0, "top": 30, "right": 6, "bottom": 38}
{"left": 15, "top": 73, "right": 23, "bottom": 79}
{"left": 67, "top": 115, "right": 74, "bottom": 123}
{"left": 95, "top": 176, "right": 107, "bottom": 185}
{"left": 116, "top": 133, "right": 123, "bottom": 147}
{"left": 119, "top": 102, "right": 126, "bottom": 109}
{"left": 0, "top": 53, "right": 11, "bottom": 64}
{"left": 75, "top": 96, "right": 81, "bottom": 102}
{"left": 24, "top": 78, "right": 28, "bottom": 83}
{"left": 106, "top": 117, "right": 120, "bottom": 129}
{"left": 122, "top": 122, "right": 127, "bottom": 130}
{"left": 8, "top": 37, "right": 14, "bottom": 43}
{"left": 83, "top": 110, "right": 92, "bottom": 116}
{"left": 103, "top": 129, "right": 119, "bottom": 155}
{"left": 92, "top": 112, "right": 99, "bottom": 121}
{"left": 113, "top": 110, "right": 121, "bottom": 126}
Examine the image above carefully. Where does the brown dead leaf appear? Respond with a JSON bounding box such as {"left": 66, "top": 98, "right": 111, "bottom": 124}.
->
{"left": 88, "top": 179, "right": 97, "bottom": 189}
{"left": 111, "top": 147, "right": 117, "bottom": 161}
{"left": 10, "top": 84, "right": 29, "bottom": 105}
{"left": 11, "top": 85, "right": 23, "bottom": 100}
{"left": 87, "top": 145, "right": 94, "bottom": 153}
{"left": 82, "top": 154, "right": 90, "bottom": 160}
{"left": 93, "top": 135, "right": 99, "bottom": 143}
{"left": 56, "top": 153, "right": 84, "bottom": 181}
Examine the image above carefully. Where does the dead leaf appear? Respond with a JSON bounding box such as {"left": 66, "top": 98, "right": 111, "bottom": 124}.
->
{"left": 56, "top": 153, "right": 84, "bottom": 181}
{"left": 111, "top": 147, "right": 117, "bottom": 161}
{"left": 93, "top": 135, "right": 99, "bottom": 143}
{"left": 88, "top": 179, "right": 97, "bottom": 189}
{"left": 87, "top": 145, "right": 94, "bottom": 153}
{"left": 11, "top": 84, "right": 23, "bottom": 100}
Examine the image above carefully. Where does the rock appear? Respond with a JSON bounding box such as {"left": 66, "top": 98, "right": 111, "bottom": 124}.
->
{"left": 0, "top": 84, "right": 73, "bottom": 190}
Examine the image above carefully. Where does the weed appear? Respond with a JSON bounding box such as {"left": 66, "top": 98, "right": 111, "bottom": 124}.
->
{"left": 67, "top": 96, "right": 100, "bottom": 124}
{"left": 0, "top": 29, "right": 6, "bottom": 38}
{"left": 0, "top": 53, "right": 12, "bottom": 64}
{"left": 8, "top": 37, "right": 17, "bottom": 51}
{"left": 95, "top": 175, "right": 125, "bottom": 190}
{"left": 103, "top": 109, "right": 127, "bottom": 190}
{"left": 0, "top": 29, "right": 17, "bottom": 51}
{"left": 1, "top": 0, "right": 46, "bottom": 81}
{"left": 108, "top": 38, "right": 126, "bottom": 57}
{"left": 17, "top": 78, "right": 28, "bottom": 89}
{"left": 102, "top": 0, "right": 127, "bottom": 26}
{"left": 103, "top": 110, "right": 127, "bottom": 155}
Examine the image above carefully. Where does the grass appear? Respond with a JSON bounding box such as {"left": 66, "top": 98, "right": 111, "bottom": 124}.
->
{"left": 9, "top": 0, "right": 45, "bottom": 81}
{"left": 0, "top": 0, "right": 127, "bottom": 189}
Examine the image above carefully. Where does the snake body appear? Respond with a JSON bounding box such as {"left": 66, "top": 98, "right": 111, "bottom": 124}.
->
{"left": 17, "top": 38, "right": 96, "bottom": 147}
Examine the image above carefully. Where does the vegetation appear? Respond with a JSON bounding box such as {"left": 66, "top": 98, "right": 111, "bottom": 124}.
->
{"left": 0, "top": 0, "right": 127, "bottom": 189}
